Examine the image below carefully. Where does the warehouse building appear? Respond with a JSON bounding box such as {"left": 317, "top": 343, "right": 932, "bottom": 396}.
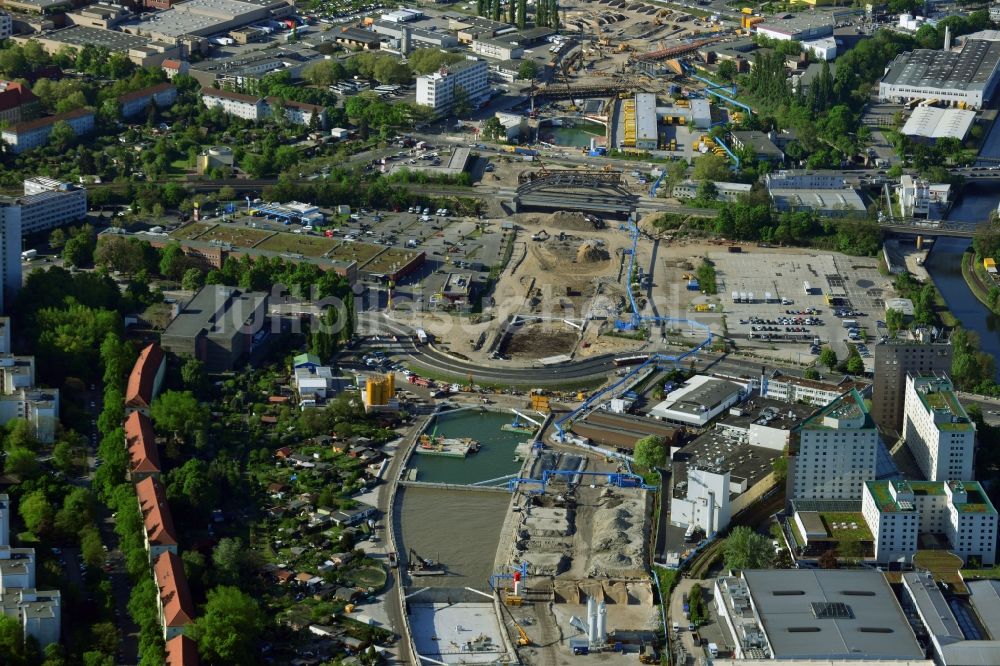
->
{"left": 126, "top": 0, "right": 294, "bottom": 44}
{"left": 13, "top": 26, "right": 181, "bottom": 66}
{"left": 755, "top": 15, "right": 833, "bottom": 42}
{"left": 879, "top": 37, "right": 1000, "bottom": 110}
{"left": 765, "top": 170, "right": 866, "bottom": 217}
{"left": 715, "top": 570, "right": 925, "bottom": 662}
{"left": 648, "top": 375, "right": 746, "bottom": 427}
{"left": 901, "top": 105, "right": 976, "bottom": 141}
{"left": 903, "top": 572, "right": 1000, "bottom": 666}
{"left": 634, "top": 92, "right": 658, "bottom": 150}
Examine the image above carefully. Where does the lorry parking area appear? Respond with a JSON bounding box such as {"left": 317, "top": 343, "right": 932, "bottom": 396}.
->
{"left": 712, "top": 251, "right": 892, "bottom": 358}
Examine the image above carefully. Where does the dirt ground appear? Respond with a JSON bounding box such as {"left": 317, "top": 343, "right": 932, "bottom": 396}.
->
{"left": 501, "top": 323, "right": 580, "bottom": 359}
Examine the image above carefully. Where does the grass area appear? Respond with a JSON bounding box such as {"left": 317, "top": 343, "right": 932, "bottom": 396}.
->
{"left": 962, "top": 251, "right": 1000, "bottom": 315}
{"left": 347, "top": 565, "right": 387, "bottom": 590}
{"left": 169, "top": 222, "right": 214, "bottom": 241}
{"left": 196, "top": 224, "right": 274, "bottom": 247}
{"left": 963, "top": 566, "right": 1000, "bottom": 579}
{"left": 363, "top": 248, "right": 422, "bottom": 274}
{"left": 327, "top": 242, "right": 384, "bottom": 265}
{"left": 913, "top": 550, "right": 965, "bottom": 590}
{"left": 818, "top": 512, "right": 872, "bottom": 541}
{"left": 256, "top": 232, "right": 338, "bottom": 257}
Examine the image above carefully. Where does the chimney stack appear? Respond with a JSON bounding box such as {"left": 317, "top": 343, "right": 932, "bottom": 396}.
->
{"left": 944, "top": 26, "right": 951, "bottom": 51}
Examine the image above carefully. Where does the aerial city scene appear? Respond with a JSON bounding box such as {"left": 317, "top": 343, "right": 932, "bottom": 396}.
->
{"left": 1, "top": 0, "right": 1000, "bottom": 664}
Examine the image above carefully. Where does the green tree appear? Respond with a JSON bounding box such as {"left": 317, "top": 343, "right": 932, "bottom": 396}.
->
{"left": 80, "top": 525, "right": 105, "bottom": 569}
{"left": 52, "top": 440, "right": 74, "bottom": 472}
{"left": 180, "top": 358, "right": 206, "bottom": 393}
{"left": 452, "top": 85, "right": 472, "bottom": 119}
{"left": 189, "top": 586, "right": 264, "bottom": 665}
{"left": 517, "top": 59, "right": 538, "bottom": 81}
{"left": 0, "top": 613, "right": 38, "bottom": 666}
{"left": 150, "top": 390, "right": 208, "bottom": 441}
{"left": 6, "top": 419, "right": 38, "bottom": 451}
{"left": 49, "top": 228, "right": 66, "bottom": 250}
{"left": 692, "top": 153, "right": 730, "bottom": 182}
{"left": 695, "top": 259, "right": 717, "bottom": 294}
{"left": 804, "top": 367, "right": 820, "bottom": 380}
{"left": 481, "top": 116, "right": 505, "bottom": 142}
{"left": 181, "top": 267, "right": 204, "bottom": 291}
{"left": 846, "top": 354, "right": 865, "bottom": 375}
{"left": 49, "top": 120, "right": 76, "bottom": 152}
{"left": 6, "top": 447, "right": 40, "bottom": 479}
{"left": 212, "top": 537, "right": 248, "bottom": 586}
{"left": 633, "top": 435, "right": 665, "bottom": 470}
{"left": 19, "top": 490, "right": 55, "bottom": 536}
{"left": 516, "top": 0, "right": 527, "bottom": 29}
{"left": 885, "top": 307, "right": 904, "bottom": 334}
{"left": 819, "top": 347, "right": 838, "bottom": 370}
{"left": 723, "top": 526, "right": 773, "bottom": 570}
{"left": 717, "top": 59, "right": 738, "bottom": 82}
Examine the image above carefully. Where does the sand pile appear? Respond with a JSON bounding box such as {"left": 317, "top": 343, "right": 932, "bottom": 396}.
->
{"left": 550, "top": 211, "right": 598, "bottom": 230}
{"left": 576, "top": 241, "right": 610, "bottom": 263}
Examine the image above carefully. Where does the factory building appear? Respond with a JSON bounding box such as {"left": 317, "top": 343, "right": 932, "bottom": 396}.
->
{"left": 362, "top": 373, "right": 397, "bottom": 413}
{"left": 648, "top": 375, "right": 746, "bottom": 428}
{"left": 872, "top": 330, "right": 953, "bottom": 434}
{"left": 633, "top": 93, "right": 658, "bottom": 150}
{"left": 670, "top": 398, "right": 813, "bottom": 539}
{"left": 714, "top": 570, "right": 925, "bottom": 662}
{"left": 879, "top": 36, "right": 1000, "bottom": 110}
{"left": 765, "top": 170, "right": 866, "bottom": 217}
{"left": 373, "top": 21, "right": 457, "bottom": 48}
{"left": 789, "top": 389, "right": 878, "bottom": 501}
{"left": 755, "top": 15, "right": 833, "bottom": 42}
{"left": 903, "top": 374, "right": 975, "bottom": 482}
{"left": 863, "top": 480, "right": 997, "bottom": 565}
{"left": 14, "top": 26, "right": 181, "bottom": 67}
{"left": 415, "top": 59, "right": 488, "bottom": 116}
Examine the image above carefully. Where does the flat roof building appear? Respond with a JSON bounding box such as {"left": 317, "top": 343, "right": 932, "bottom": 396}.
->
{"left": 127, "top": 0, "right": 292, "bottom": 41}
{"left": 729, "top": 131, "right": 784, "bottom": 163}
{"left": 415, "top": 59, "right": 488, "bottom": 116}
{"left": 634, "top": 92, "right": 658, "bottom": 150}
{"left": 161, "top": 285, "right": 268, "bottom": 372}
{"left": 879, "top": 37, "right": 1000, "bottom": 110}
{"left": 649, "top": 375, "right": 746, "bottom": 427}
{"left": 716, "top": 570, "right": 924, "bottom": 661}
{"left": 903, "top": 374, "right": 975, "bottom": 481}
{"left": 15, "top": 26, "right": 181, "bottom": 67}
{"left": 755, "top": 14, "right": 833, "bottom": 42}
{"left": 873, "top": 330, "right": 953, "bottom": 434}
{"left": 903, "top": 571, "right": 1000, "bottom": 666}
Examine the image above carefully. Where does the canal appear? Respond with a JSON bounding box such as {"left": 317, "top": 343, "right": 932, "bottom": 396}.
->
{"left": 538, "top": 119, "right": 606, "bottom": 148}
{"left": 409, "top": 410, "right": 526, "bottom": 485}
{"left": 926, "top": 186, "right": 1000, "bottom": 378}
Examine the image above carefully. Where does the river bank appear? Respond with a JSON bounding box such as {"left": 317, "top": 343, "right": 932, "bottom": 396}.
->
{"left": 961, "top": 249, "right": 1000, "bottom": 315}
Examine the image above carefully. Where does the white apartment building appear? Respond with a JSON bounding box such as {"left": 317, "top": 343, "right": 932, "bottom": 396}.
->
{"left": 271, "top": 98, "right": 327, "bottom": 128}
{"left": 1, "top": 108, "right": 95, "bottom": 154}
{"left": 8, "top": 177, "right": 88, "bottom": 235}
{"left": 761, "top": 372, "right": 859, "bottom": 406}
{"left": 0, "top": 12, "right": 11, "bottom": 41}
{"left": 790, "top": 389, "right": 878, "bottom": 501}
{"left": 863, "top": 480, "right": 998, "bottom": 565}
{"left": 904, "top": 374, "right": 975, "bottom": 481}
{"left": 0, "top": 494, "right": 8, "bottom": 547}
{"left": 0, "top": 588, "right": 60, "bottom": 648}
{"left": 201, "top": 87, "right": 267, "bottom": 121}
{"left": 0, "top": 546, "right": 35, "bottom": 591}
{"left": 0, "top": 202, "right": 21, "bottom": 314}
{"left": 0, "top": 389, "right": 59, "bottom": 443}
{"left": 416, "top": 59, "right": 489, "bottom": 116}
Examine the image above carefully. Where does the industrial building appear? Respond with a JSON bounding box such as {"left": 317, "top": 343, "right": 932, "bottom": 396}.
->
{"left": 863, "top": 480, "right": 997, "bottom": 565}
{"left": 249, "top": 200, "right": 324, "bottom": 225}
{"left": 714, "top": 570, "right": 925, "bottom": 662}
{"left": 126, "top": 0, "right": 295, "bottom": 44}
{"left": 0, "top": 177, "right": 87, "bottom": 236}
{"left": 160, "top": 285, "right": 269, "bottom": 372}
{"left": 648, "top": 375, "right": 746, "bottom": 427}
{"left": 633, "top": 93, "right": 658, "bottom": 150}
{"left": 896, "top": 175, "right": 951, "bottom": 218}
{"left": 901, "top": 106, "right": 976, "bottom": 141}
{"left": 728, "top": 131, "right": 784, "bottom": 163}
{"left": 754, "top": 14, "right": 833, "bottom": 42}
{"left": 14, "top": 26, "right": 181, "bottom": 67}
{"left": 903, "top": 572, "right": 1000, "bottom": 666}
{"left": 902, "top": 374, "right": 975, "bottom": 481}
{"left": 471, "top": 38, "right": 523, "bottom": 61}
{"left": 362, "top": 373, "right": 397, "bottom": 413}
{"left": 765, "top": 170, "right": 866, "bottom": 217}
{"left": 872, "top": 330, "right": 953, "bottom": 434}
{"left": 415, "top": 59, "right": 488, "bottom": 116}
{"left": 789, "top": 389, "right": 878, "bottom": 501}
{"left": 879, "top": 36, "right": 1000, "bottom": 110}
{"left": 670, "top": 398, "right": 813, "bottom": 538}
{"left": 571, "top": 411, "right": 678, "bottom": 453}
{"left": 672, "top": 180, "right": 751, "bottom": 202}
{"left": 373, "top": 20, "right": 457, "bottom": 48}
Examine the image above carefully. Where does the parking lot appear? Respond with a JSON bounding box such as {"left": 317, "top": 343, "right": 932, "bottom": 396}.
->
{"left": 711, "top": 251, "right": 892, "bottom": 359}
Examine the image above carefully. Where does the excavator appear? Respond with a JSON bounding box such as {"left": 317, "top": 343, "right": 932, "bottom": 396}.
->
{"left": 499, "top": 598, "right": 532, "bottom": 646}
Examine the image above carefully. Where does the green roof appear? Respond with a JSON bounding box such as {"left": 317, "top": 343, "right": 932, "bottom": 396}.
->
{"left": 867, "top": 480, "right": 997, "bottom": 515}
{"left": 798, "top": 388, "right": 872, "bottom": 431}
{"left": 912, "top": 377, "right": 974, "bottom": 432}
{"left": 294, "top": 353, "right": 321, "bottom": 367}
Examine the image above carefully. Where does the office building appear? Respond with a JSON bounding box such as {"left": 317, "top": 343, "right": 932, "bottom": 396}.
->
{"left": 789, "top": 389, "right": 878, "bottom": 501}
{"left": 761, "top": 371, "right": 866, "bottom": 407}
{"left": 1, "top": 107, "right": 94, "bottom": 154}
{"left": 872, "top": 331, "right": 953, "bottom": 434}
{"left": 714, "top": 570, "right": 925, "bottom": 662}
{"left": 0, "top": 12, "right": 10, "bottom": 41}
{"left": 161, "top": 285, "right": 269, "bottom": 372}
{"left": 471, "top": 38, "right": 523, "bottom": 60}
{"left": 729, "top": 131, "right": 784, "bottom": 163}
{"left": 415, "top": 59, "right": 488, "bottom": 116}
{"left": 879, "top": 37, "right": 1000, "bottom": 110}
{"left": 672, "top": 180, "right": 752, "bottom": 203}
{"left": 0, "top": 177, "right": 88, "bottom": 236}
{"left": 903, "top": 375, "right": 975, "bottom": 481}
{"left": 863, "top": 480, "right": 997, "bottom": 565}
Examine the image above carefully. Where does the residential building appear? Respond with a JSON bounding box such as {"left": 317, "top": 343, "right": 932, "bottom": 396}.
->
{"left": 863, "top": 480, "right": 997, "bottom": 565}
{"left": 1, "top": 107, "right": 95, "bottom": 154}
{"left": 648, "top": 375, "right": 746, "bottom": 427}
{"left": 872, "top": 330, "right": 953, "bottom": 434}
{"left": 0, "top": 318, "right": 9, "bottom": 354}
{"left": 200, "top": 87, "right": 267, "bottom": 121}
{"left": 789, "top": 389, "right": 878, "bottom": 501}
{"left": 0, "top": 588, "right": 60, "bottom": 648}
{"left": 416, "top": 59, "right": 489, "bottom": 116}
{"left": 993, "top": 4, "right": 1000, "bottom": 23}
{"left": 1, "top": 177, "right": 88, "bottom": 236}
{"left": 903, "top": 375, "right": 975, "bottom": 481}
{"left": 761, "top": 371, "right": 866, "bottom": 407}
{"left": 125, "top": 411, "right": 161, "bottom": 480}
{"left": 136, "top": 477, "right": 179, "bottom": 559}
{"left": 714, "top": 570, "right": 925, "bottom": 662}
{"left": 118, "top": 82, "right": 178, "bottom": 118}
{"left": 165, "top": 635, "right": 199, "bottom": 666}
{"left": 0, "top": 354, "right": 33, "bottom": 394}
{"left": 0, "top": 494, "right": 8, "bottom": 546}
{"left": 0, "top": 81, "right": 39, "bottom": 124}
{"left": 161, "top": 59, "right": 190, "bottom": 79}
{"left": 125, "top": 343, "right": 166, "bottom": 415}
{"left": 0, "top": 546, "right": 35, "bottom": 591}
{"left": 161, "top": 285, "right": 269, "bottom": 372}
{"left": 153, "top": 551, "right": 194, "bottom": 640}
{"left": 879, "top": 36, "right": 1000, "bottom": 110}
{"left": 268, "top": 97, "right": 327, "bottom": 128}
{"left": 471, "top": 38, "right": 523, "bottom": 60}
{"left": 0, "top": 206, "right": 19, "bottom": 313}
{"left": 0, "top": 11, "right": 10, "bottom": 40}
{"left": 0, "top": 388, "right": 58, "bottom": 443}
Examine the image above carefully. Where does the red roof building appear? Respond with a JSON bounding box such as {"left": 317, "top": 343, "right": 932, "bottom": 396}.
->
{"left": 165, "top": 635, "right": 199, "bottom": 666}
{"left": 125, "top": 411, "right": 161, "bottom": 480}
{"left": 126, "top": 343, "right": 165, "bottom": 414}
{"left": 154, "top": 551, "right": 195, "bottom": 640}
{"left": 0, "top": 81, "right": 39, "bottom": 124}
{"left": 136, "top": 476, "right": 178, "bottom": 558}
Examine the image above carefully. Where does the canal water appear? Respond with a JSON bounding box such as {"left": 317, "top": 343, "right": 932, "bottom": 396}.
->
{"left": 396, "top": 486, "right": 510, "bottom": 590}
{"left": 409, "top": 410, "right": 526, "bottom": 485}
{"left": 539, "top": 119, "right": 606, "bottom": 147}
{"left": 926, "top": 186, "right": 1000, "bottom": 378}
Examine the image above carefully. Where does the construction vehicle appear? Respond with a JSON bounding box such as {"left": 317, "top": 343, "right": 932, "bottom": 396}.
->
{"left": 499, "top": 595, "right": 532, "bottom": 646}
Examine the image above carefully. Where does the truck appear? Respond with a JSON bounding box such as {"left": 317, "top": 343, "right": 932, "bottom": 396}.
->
{"left": 20, "top": 249, "right": 36, "bottom": 260}
{"left": 842, "top": 319, "right": 859, "bottom": 329}
{"left": 415, "top": 328, "right": 428, "bottom": 344}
